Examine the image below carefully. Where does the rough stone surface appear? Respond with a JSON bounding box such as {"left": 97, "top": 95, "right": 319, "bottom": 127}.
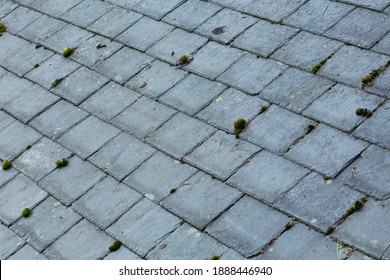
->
{"left": 133, "top": 0, "right": 185, "bottom": 20}
{"left": 276, "top": 172, "right": 363, "bottom": 231}
{"left": 339, "top": 145, "right": 390, "bottom": 199}
{"left": 73, "top": 176, "right": 142, "bottom": 228}
{"left": 11, "top": 197, "right": 81, "bottom": 252}
{"left": 228, "top": 150, "right": 309, "bottom": 203}
{"left": 185, "top": 130, "right": 259, "bottom": 180}
{"left": 107, "top": 198, "right": 182, "bottom": 257}
{"left": 89, "top": 132, "right": 155, "bottom": 180}
{"left": 8, "top": 244, "right": 48, "bottom": 260}
{"left": 124, "top": 152, "right": 197, "bottom": 202}
{"left": 18, "top": 14, "right": 66, "bottom": 43}
{"left": 0, "top": 223, "right": 25, "bottom": 259}
{"left": 206, "top": 196, "right": 291, "bottom": 257}
{"left": 286, "top": 124, "right": 368, "bottom": 177}
{"left": 161, "top": 172, "right": 242, "bottom": 229}
{"left": 40, "top": 156, "right": 105, "bottom": 205}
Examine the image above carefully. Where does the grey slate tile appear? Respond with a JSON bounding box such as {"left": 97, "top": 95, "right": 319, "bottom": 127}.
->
{"left": 88, "top": 8, "right": 142, "bottom": 38}
{"left": 146, "top": 113, "right": 216, "bottom": 159}
{"left": 43, "top": 24, "right": 94, "bottom": 53}
{"left": 111, "top": 96, "right": 176, "bottom": 139}
{"left": 133, "top": 0, "right": 185, "bottom": 20}
{"left": 0, "top": 121, "right": 41, "bottom": 160}
{"left": 51, "top": 66, "right": 109, "bottom": 105}
{"left": 73, "top": 176, "right": 142, "bottom": 228}
{"left": 326, "top": 8, "right": 390, "bottom": 48}
{"left": 228, "top": 150, "right": 309, "bottom": 203}
{"left": 255, "top": 223, "right": 342, "bottom": 260}
{"left": 196, "top": 9, "right": 257, "bottom": 44}
{"left": 40, "top": 156, "right": 105, "bottom": 205}
{"left": 161, "top": 172, "right": 242, "bottom": 229}
{"left": 206, "top": 196, "right": 291, "bottom": 257}
{"left": 0, "top": 174, "right": 47, "bottom": 226}
{"left": 104, "top": 247, "right": 141, "bottom": 260}
{"left": 0, "top": 33, "right": 30, "bottom": 64}
{"left": 334, "top": 199, "right": 390, "bottom": 258}
{"left": 284, "top": 0, "right": 354, "bottom": 34}
{"left": 44, "top": 219, "right": 114, "bottom": 260}
{"left": 163, "top": 0, "right": 222, "bottom": 31}
{"left": 232, "top": 20, "right": 299, "bottom": 57}
{"left": 126, "top": 59, "right": 186, "bottom": 98}
{"left": 319, "top": 46, "right": 390, "bottom": 88}
{"left": 0, "top": 72, "right": 34, "bottom": 106}
{"left": 0, "top": 224, "right": 25, "bottom": 259}
{"left": 0, "top": 0, "right": 18, "bottom": 18}
{"left": 337, "top": 0, "right": 390, "bottom": 10}
{"left": 271, "top": 31, "right": 343, "bottom": 71}
{"left": 72, "top": 35, "right": 122, "bottom": 67}
{"left": 25, "top": 54, "right": 80, "bottom": 90}
{"left": 303, "top": 84, "right": 384, "bottom": 132}
{"left": 124, "top": 151, "right": 197, "bottom": 202}
{"left": 186, "top": 42, "right": 244, "bottom": 79}
{"left": 339, "top": 144, "right": 390, "bottom": 199}
{"left": 108, "top": 0, "right": 142, "bottom": 9}
{"left": 107, "top": 198, "right": 182, "bottom": 257}
{"left": 13, "top": 137, "right": 71, "bottom": 182}
{"left": 0, "top": 162, "right": 18, "bottom": 188}
{"left": 209, "top": 0, "right": 253, "bottom": 10}
{"left": 276, "top": 172, "right": 363, "bottom": 232}
{"left": 1, "top": 6, "right": 41, "bottom": 34}
{"left": 34, "top": 0, "right": 83, "bottom": 17}
{"left": 365, "top": 66, "right": 390, "bottom": 98}
{"left": 11, "top": 196, "right": 81, "bottom": 252}
{"left": 197, "top": 88, "right": 269, "bottom": 131}
{"left": 0, "top": 110, "right": 14, "bottom": 132}
{"left": 95, "top": 47, "right": 154, "bottom": 84}
{"left": 184, "top": 130, "right": 259, "bottom": 180}
{"left": 30, "top": 100, "right": 89, "bottom": 139}
{"left": 353, "top": 101, "right": 390, "bottom": 149}
{"left": 8, "top": 244, "right": 48, "bottom": 260}
{"left": 147, "top": 28, "right": 208, "bottom": 64}
{"left": 159, "top": 74, "right": 227, "bottom": 116}
{"left": 372, "top": 32, "right": 390, "bottom": 56}
{"left": 147, "top": 223, "right": 231, "bottom": 260}
{"left": 61, "top": 0, "right": 114, "bottom": 28}
{"left": 89, "top": 132, "right": 155, "bottom": 180}
{"left": 259, "top": 68, "right": 334, "bottom": 113}
{"left": 218, "top": 54, "right": 288, "bottom": 95}
{"left": 286, "top": 124, "right": 369, "bottom": 177}
{"left": 18, "top": 14, "right": 67, "bottom": 43}
{"left": 81, "top": 81, "right": 140, "bottom": 121}
{"left": 116, "top": 16, "right": 174, "bottom": 51}
{"left": 58, "top": 116, "right": 120, "bottom": 159}
{"left": 241, "top": 105, "right": 311, "bottom": 154}
{"left": 3, "top": 85, "right": 59, "bottom": 123}
{"left": 243, "top": 0, "right": 306, "bottom": 22}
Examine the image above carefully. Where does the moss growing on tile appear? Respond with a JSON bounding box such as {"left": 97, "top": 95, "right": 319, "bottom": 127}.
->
{"left": 2, "top": 159, "right": 11, "bottom": 170}
{"left": 0, "top": 22, "right": 6, "bottom": 33}
{"left": 61, "top": 47, "right": 74, "bottom": 57}
{"left": 326, "top": 226, "right": 334, "bottom": 235}
{"left": 233, "top": 118, "right": 248, "bottom": 139}
{"left": 306, "top": 123, "right": 316, "bottom": 134}
{"left": 22, "top": 208, "right": 31, "bottom": 217}
{"left": 25, "top": 144, "right": 32, "bottom": 150}
{"left": 170, "top": 188, "right": 177, "bottom": 194}
{"left": 323, "top": 175, "right": 331, "bottom": 181}
{"left": 355, "top": 108, "right": 373, "bottom": 117}
{"left": 361, "top": 60, "right": 390, "bottom": 88}
{"left": 50, "top": 77, "right": 65, "bottom": 89}
{"left": 34, "top": 63, "right": 40, "bottom": 68}
{"left": 260, "top": 105, "right": 268, "bottom": 113}
{"left": 176, "top": 54, "right": 193, "bottom": 66}
{"left": 311, "top": 58, "right": 328, "bottom": 74}
{"left": 109, "top": 240, "right": 122, "bottom": 252}
{"left": 345, "top": 207, "right": 355, "bottom": 217}
{"left": 55, "top": 158, "right": 68, "bottom": 168}
{"left": 208, "top": 255, "right": 220, "bottom": 260}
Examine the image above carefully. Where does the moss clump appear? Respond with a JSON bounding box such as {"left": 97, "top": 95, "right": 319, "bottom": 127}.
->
{"left": 2, "top": 159, "right": 11, "bottom": 170}
{"left": 345, "top": 207, "right": 355, "bottom": 216}
{"left": 22, "top": 208, "right": 31, "bottom": 217}
{"left": 326, "top": 226, "right": 334, "bottom": 235}
{"left": 361, "top": 61, "right": 390, "bottom": 88}
{"left": 355, "top": 108, "right": 373, "bottom": 117}
{"left": 25, "top": 145, "right": 32, "bottom": 150}
{"left": 306, "top": 123, "right": 316, "bottom": 134}
{"left": 311, "top": 59, "right": 328, "bottom": 74}
{"left": 55, "top": 158, "right": 69, "bottom": 168}
{"left": 208, "top": 255, "right": 219, "bottom": 260}
{"left": 61, "top": 47, "right": 73, "bottom": 57}
{"left": 323, "top": 175, "right": 331, "bottom": 181}
{"left": 170, "top": 188, "right": 177, "bottom": 194}
{"left": 233, "top": 118, "right": 248, "bottom": 139}
{"left": 0, "top": 21, "right": 6, "bottom": 33}
{"left": 50, "top": 77, "right": 65, "bottom": 89}
{"left": 109, "top": 240, "right": 122, "bottom": 252}
{"left": 260, "top": 106, "right": 268, "bottom": 113}
{"left": 34, "top": 63, "right": 40, "bottom": 68}
{"left": 176, "top": 54, "right": 193, "bottom": 66}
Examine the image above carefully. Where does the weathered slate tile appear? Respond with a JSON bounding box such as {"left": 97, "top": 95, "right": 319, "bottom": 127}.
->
{"left": 18, "top": 14, "right": 66, "bottom": 43}
{"left": 1, "top": 6, "right": 41, "bottom": 34}
{"left": 243, "top": 0, "right": 306, "bottom": 22}
{"left": 0, "top": 224, "right": 25, "bottom": 259}
{"left": 133, "top": 0, "right": 185, "bottom": 20}
{"left": 8, "top": 244, "right": 48, "bottom": 260}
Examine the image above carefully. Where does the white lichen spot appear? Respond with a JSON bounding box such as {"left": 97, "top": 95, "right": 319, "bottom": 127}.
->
{"left": 311, "top": 218, "right": 317, "bottom": 224}
{"left": 145, "top": 193, "right": 155, "bottom": 200}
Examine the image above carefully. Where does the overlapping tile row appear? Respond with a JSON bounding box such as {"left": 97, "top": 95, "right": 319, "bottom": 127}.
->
{"left": 0, "top": 0, "right": 389, "bottom": 260}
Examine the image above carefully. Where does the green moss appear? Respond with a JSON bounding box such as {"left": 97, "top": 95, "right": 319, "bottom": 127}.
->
{"left": 355, "top": 108, "right": 373, "bottom": 117}
{"left": 284, "top": 222, "right": 294, "bottom": 231}
{"left": 55, "top": 158, "right": 68, "bottom": 168}
{"left": 22, "top": 208, "right": 31, "bottom": 217}
{"left": 177, "top": 54, "right": 190, "bottom": 65}
{"left": 234, "top": 118, "right": 246, "bottom": 130}
{"left": 170, "top": 188, "right": 177, "bottom": 194}
{"left": 208, "top": 255, "right": 219, "bottom": 260}
{"left": 361, "top": 61, "right": 390, "bottom": 88}
{"left": 306, "top": 123, "right": 316, "bottom": 134}
{"left": 345, "top": 207, "right": 355, "bottom": 217}
{"left": 0, "top": 22, "right": 6, "bottom": 33}
{"left": 2, "top": 159, "right": 11, "bottom": 170}
{"left": 260, "top": 106, "right": 268, "bottom": 113}
{"left": 326, "top": 226, "right": 334, "bottom": 235}
{"left": 61, "top": 47, "right": 73, "bottom": 57}
{"left": 25, "top": 145, "right": 32, "bottom": 150}
{"left": 234, "top": 128, "right": 242, "bottom": 139}
{"left": 34, "top": 63, "right": 40, "bottom": 68}
{"left": 354, "top": 198, "right": 367, "bottom": 211}
{"left": 50, "top": 77, "right": 64, "bottom": 89}
{"left": 323, "top": 175, "right": 331, "bottom": 181}
{"left": 366, "top": 110, "right": 373, "bottom": 118}
{"left": 109, "top": 240, "right": 122, "bottom": 252}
